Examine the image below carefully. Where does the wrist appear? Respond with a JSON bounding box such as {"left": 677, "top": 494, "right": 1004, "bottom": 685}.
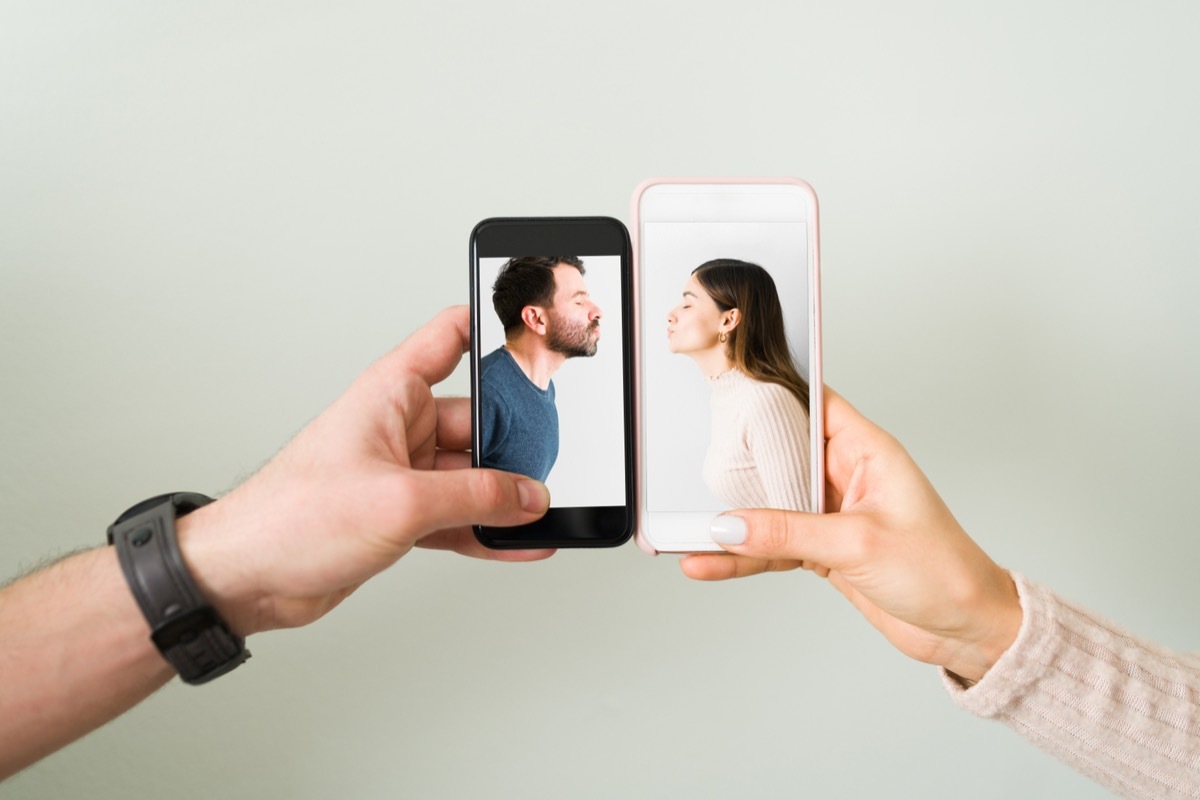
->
{"left": 175, "top": 500, "right": 265, "bottom": 638}
{"left": 108, "top": 493, "right": 251, "bottom": 683}
{"left": 944, "top": 569, "right": 1023, "bottom": 683}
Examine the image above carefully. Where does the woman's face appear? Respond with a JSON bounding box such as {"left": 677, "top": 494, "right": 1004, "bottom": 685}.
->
{"left": 666, "top": 274, "right": 725, "bottom": 356}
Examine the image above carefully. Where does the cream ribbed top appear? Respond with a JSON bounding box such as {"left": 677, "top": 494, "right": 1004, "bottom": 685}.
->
{"left": 701, "top": 368, "right": 812, "bottom": 511}
{"left": 945, "top": 574, "right": 1200, "bottom": 798}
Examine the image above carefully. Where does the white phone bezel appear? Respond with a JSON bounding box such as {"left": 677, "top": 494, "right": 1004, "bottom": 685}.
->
{"left": 631, "top": 178, "right": 824, "bottom": 554}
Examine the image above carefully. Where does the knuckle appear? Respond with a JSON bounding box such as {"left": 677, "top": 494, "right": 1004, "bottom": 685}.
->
{"left": 759, "top": 512, "right": 795, "bottom": 554}
{"left": 470, "top": 470, "right": 512, "bottom": 510}
{"left": 845, "top": 519, "right": 882, "bottom": 564}
{"left": 733, "top": 558, "right": 767, "bottom": 579}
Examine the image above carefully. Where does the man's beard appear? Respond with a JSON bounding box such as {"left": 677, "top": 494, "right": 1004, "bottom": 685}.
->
{"left": 546, "top": 312, "right": 600, "bottom": 358}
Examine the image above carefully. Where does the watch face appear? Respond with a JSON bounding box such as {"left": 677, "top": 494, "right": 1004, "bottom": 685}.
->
{"left": 109, "top": 492, "right": 213, "bottom": 534}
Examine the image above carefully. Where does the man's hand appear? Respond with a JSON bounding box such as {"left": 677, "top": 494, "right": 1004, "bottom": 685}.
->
{"left": 681, "top": 389, "right": 1021, "bottom": 682}
{"left": 0, "top": 306, "right": 554, "bottom": 779}
{"left": 179, "top": 306, "right": 554, "bottom": 636}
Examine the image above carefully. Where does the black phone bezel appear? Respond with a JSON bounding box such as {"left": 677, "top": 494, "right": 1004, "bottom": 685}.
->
{"left": 469, "top": 216, "right": 635, "bottom": 549}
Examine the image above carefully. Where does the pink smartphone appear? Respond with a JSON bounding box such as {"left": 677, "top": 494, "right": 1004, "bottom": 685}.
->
{"left": 631, "top": 178, "right": 824, "bottom": 554}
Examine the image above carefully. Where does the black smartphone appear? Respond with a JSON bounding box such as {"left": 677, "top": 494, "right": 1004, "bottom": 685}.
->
{"left": 469, "top": 217, "right": 635, "bottom": 548}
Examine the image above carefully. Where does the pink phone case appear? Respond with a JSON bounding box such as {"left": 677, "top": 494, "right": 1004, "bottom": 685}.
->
{"left": 630, "top": 177, "right": 824, "bottom": 555}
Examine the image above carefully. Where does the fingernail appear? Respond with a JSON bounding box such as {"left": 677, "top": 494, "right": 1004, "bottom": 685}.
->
{"left": 710, "top": 514, "right": 747, "bottom": 545}
{"left": 517, "top": 480, "right": 550, "bottom": 513}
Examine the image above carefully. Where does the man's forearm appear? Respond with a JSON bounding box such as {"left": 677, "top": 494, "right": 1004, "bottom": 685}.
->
{"left": 0, "top": 546, "right": 174, "bottom": 779}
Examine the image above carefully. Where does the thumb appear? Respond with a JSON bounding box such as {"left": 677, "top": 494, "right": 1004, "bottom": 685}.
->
{"left": 710, "top": 508, "right": 860, "bottom": 570}
{"left": 398, "top": 467, "right": 550, "bottom": 535}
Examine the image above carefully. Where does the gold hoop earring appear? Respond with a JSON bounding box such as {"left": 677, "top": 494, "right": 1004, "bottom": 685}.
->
{"left": 719, "top": 332, "right": 728, "bottom": 343}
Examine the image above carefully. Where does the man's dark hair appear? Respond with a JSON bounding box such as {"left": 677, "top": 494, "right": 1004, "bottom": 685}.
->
{"left": 492, "top": 256, "right": 585, "bottom": 336}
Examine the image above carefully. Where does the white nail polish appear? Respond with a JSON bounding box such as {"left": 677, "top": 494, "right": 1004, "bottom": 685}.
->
{"left": 710, "top": 515, "right": 746, "bottom": 545}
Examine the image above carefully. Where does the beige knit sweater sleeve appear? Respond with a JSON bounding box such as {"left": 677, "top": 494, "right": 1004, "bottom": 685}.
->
{"left": 943, "top": 573, "right": 1200, "bottom": 798}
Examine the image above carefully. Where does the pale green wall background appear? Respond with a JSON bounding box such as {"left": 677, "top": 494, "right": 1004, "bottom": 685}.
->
{"left": 3, "top": 2, "right": 1198, "bottom": 798}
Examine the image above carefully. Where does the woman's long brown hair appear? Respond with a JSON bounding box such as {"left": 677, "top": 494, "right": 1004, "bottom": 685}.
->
{"left": 692, "top": 258, "right": 810, "bottom": 410}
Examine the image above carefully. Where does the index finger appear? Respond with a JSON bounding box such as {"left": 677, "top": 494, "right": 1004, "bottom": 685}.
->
{"left": 417, "top": 528, "right": 556, "bottom": 562}
{"left": 435, "top": 396, "right": 472, "bottom": 452}
{"left": 680, "top": 552, "right": 805, "bottom": 581}
{"left": 823, "top": 386, "right": 872, "bottom": 442}
{"left": 377, "top": 305, "right": 471, "bottom": 388}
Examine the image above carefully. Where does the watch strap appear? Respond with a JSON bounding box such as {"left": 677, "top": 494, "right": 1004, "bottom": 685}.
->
{"left": 107, "top": 492, "right": 250, "bottom": 684}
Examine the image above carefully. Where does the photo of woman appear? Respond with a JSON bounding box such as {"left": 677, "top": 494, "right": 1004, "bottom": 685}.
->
{"left": 666, "top": 258, "right": 812, "bottom": 512}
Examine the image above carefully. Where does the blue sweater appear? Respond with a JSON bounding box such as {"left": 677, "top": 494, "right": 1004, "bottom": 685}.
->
{"left": 479, "top": 347, "right": 559, "bottom": 481}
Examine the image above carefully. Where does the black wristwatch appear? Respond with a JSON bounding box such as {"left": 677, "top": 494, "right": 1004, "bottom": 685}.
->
{"left": 107, "top": 492, "right": 250, "bottom": 684}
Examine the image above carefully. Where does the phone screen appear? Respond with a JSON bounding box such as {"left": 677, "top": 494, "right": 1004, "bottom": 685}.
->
{"left": 470, "top": 217, "right": 634, "bottom": 548}
{"left": 636, "top": 181, "right": 822, "bottom": 552}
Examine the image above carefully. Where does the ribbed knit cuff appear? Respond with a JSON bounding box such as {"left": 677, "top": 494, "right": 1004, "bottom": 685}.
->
{"left": 941, "top": 572, "right": 1060, "bottom": 717}
{"left": 939, "top": 573, "right": 1200, "bottom": 799}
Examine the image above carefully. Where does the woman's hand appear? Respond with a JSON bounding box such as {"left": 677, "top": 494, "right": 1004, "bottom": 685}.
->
{"left": 682, "top": 388, "right": 1021, "bottom": 682}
